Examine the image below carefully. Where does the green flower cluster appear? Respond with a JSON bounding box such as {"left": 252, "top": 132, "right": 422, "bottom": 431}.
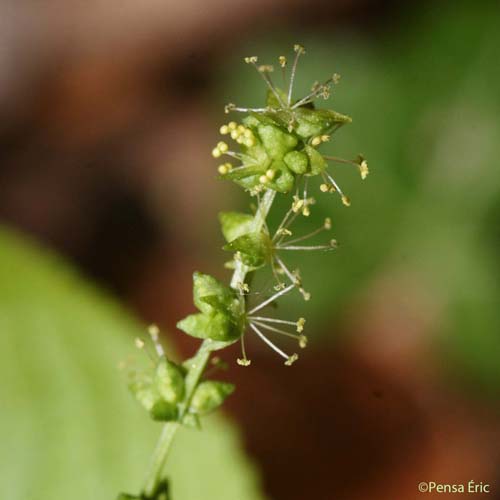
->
{"left": 215, "top": 89, "right": 352, "bottom": 194}
{"left": 129, "top": 333, "right": 234, "bottom": 427}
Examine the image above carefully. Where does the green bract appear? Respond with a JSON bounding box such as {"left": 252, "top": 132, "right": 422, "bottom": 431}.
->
{"left": 156, "top": 358, "right": 185, "bottom": 403}
{"left": 128, "top": 357, "right": 185, "bottom": 423}
{"left": 223, "top": 232, "right": 272, "bottom": 268}
{"left": 219, "top": 211, "right": 255, "bottom": 242}
{"left": 219, "top": 211, "right": 272, "bottom": 268}
{"left": 190, "top": 381, "right": 235, "bottom": 415}
{"left": 177, "top": 272, "right": 244, "bottom": 342}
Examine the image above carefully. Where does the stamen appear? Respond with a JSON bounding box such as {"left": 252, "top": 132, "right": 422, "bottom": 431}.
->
{"left": 321, "top": 171, "right": 350, "bottom": 206}
{"left": 231, "top": 106, "right": 269, "bottom": 114}
{"left": 278, "top": 222, "right": 328, "bottom": 246}
{"left": 274, "top": 255, "right": 300, "bottom": 285}
{"left": 237, "top": 282, "right": 250, "bottom": 294}
{"left": 247, "top": 283, "right": 295, "bottom": 315}
{"left": 292, "top": 74, "right": 337, "bottom": 109}
{"left": 247, "top": 59, "right": 286, "bottom": 108}
{"left": 288, "top": 44, "right": 305, "bottom": 106}
{"left": 251, "top": 320, "right": 303, "bottom": 343}
{"left": 272, "top": 188, "right": 299, "bottom": 242}
{"left": 249, "top": 323, "right": 289, "bottom": 361}
{"left": 279, "top": 55, "right": 287, "bottom": 85}
{"left": 275, "top": 256, "right": 311, "bottom": 301}
{"left": 148, "top": 324, "right": 164, "bottom": 356}
{"left": 277, "top": 241, "right": 337, "bottom": 251}
{"left": 248, "top": 316, "right": 298, "bottom": 327}
{"left": 237, "top": 334, "right": 251, "bottom": 366}
{"left": 323, "top": 155, "right": 369, "bottom": 180}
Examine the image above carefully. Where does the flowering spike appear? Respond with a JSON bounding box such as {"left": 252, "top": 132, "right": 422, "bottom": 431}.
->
{"left": 122, "top": 45, "right": 368, "bottom": 500}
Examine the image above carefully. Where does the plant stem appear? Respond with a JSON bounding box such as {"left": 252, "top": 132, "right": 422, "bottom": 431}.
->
{"left": 141, "top": 189, "right": 276, "bottom": 497}
{"left": 142, "top": 422, "right": 179, "bottom": 497}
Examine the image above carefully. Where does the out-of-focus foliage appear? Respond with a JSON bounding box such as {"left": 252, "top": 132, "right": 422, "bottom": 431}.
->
{"left": 0, "top": 228, "right": 265, "bottom": 500}
{"left": 215, "top": 1, "right": 500, "bottom": 397}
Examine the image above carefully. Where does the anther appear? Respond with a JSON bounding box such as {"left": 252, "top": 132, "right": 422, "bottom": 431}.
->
{"left": 258, "top": 65, "right": 274, "bottom": 73}
{"left": 217, "top": 141, "right": 228, "bottom": 152}
{"left": 298, "top": 335, "right": 308, "bottom": 348}
{"left": 296, "top": 317, "right": 306, "bottom": 333}
{"left": 237, "top": 358, "right": 252, "bottom": 366}
{"left": 265, "top": 169, "right": 276, "bottom": 180}
{"left": 218, "top": 163, "right": 232, "bottom": 175}
{"left": 285, "top": 353, "right": 299, "bottom": 366}
{"left": 244, "top": 56, "right": 258, "bottom": 64}
{"left": 292, "top": 196, "right": 304, "bottom": 212}
{"left": 341, "top": 195, "right": 351, "bottom": 207}
{"left": 135, "top": 338, "right": 145, "bottom": 349}
{"left": 359, "top": 160, "right": 369, "bottom": 180}
{"left": 324, "top": 217, "right": 332, "bottom": 229}
{"left": 279, "top": 56, "right": 287, "bottom": 67}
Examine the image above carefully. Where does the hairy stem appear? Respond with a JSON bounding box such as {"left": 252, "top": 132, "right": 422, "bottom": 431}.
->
{"left": 142, "top": 189, "right": 276, "bottom": 497}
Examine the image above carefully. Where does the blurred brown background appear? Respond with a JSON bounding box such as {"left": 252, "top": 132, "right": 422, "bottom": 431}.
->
{"left": 1, "top": 0, "right": 500, "bottom": 499}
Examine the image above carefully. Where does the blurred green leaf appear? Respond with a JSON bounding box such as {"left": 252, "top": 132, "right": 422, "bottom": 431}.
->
{"left": 0, "top": 227, "right": 265, "bottom": 500}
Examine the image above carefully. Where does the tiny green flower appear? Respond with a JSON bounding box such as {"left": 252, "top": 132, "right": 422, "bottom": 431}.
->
{"left": 176, "top": 272, "right": 245, "bottom": 342}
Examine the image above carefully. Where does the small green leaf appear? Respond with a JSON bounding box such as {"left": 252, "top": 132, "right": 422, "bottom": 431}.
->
{"left": 294, "top": 107, "right": 352, "bottom": 138}
{"left": 284, "top": 150, "right": 309, "bottom": 174}
{"left": 192, "top": 272, "right": 235, "bottom": 314}
{"left": 155, "top": 358, "right": 185, "bottom": 404}
{"left": 223, "top": 232, "right": 272, "bottom": 267}
{"left": 150, "top": 400, "right": 178, "bottom": 422}
{"left": 190, "top": 381, "right": 235, "bottom": 415}
{"left": 177, "top": 312, "right": 240, "bottom": 342}
{"left": 219, "top": 211, "right": 254, "bottom": 242}
{"left": 304, "top": 145, "right": 327, "bottom": 175}
{"left": 178, "top": 273, "right": 244, "bottom": 342}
